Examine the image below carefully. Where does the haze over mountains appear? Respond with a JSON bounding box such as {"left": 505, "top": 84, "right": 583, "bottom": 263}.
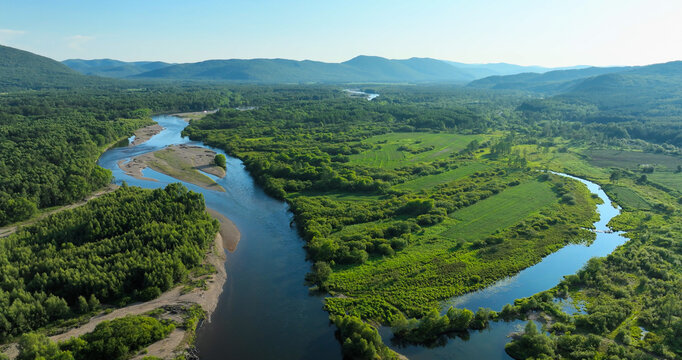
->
{"left": 62, "top": 55, "right": 589, "bottom": 83}
{"left": 2, "top": 43, "right": 682, "bottom": 109}
{"left": 62, "top": 59, "right": 172, "bottom": 78}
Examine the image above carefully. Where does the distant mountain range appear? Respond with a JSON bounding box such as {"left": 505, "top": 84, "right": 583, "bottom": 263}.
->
{"left": 466, "top": 66, "right": 633, "bottom": 94}
{"left": 61, "top": 55, "right": 590, "bottom": 83}
{"left": 2, "top": 43, "right": 682, "bottom": 109}
{"left": 62, "top": 59, "right": 172, "bottom": 78}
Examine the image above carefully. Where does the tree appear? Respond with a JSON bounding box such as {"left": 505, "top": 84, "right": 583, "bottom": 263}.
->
{"left": 214, "top": 154, "right": 227, "bottom": 169}
{"left": 609, "top": 170, "right": 621, "bottom": 183}
{"left": 77, "top": 296, "right": 89, "bottom": 314}
{"left": 17, "top": 333, "right": 74, "bottom": 360}
{"left": 306, "top": 261, "right": 332, "bottom": 287}
{"left": 505, "top": 321, "right": 555, "bottom": 359}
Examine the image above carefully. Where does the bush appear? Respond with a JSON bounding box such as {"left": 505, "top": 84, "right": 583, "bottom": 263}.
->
{"left": 214, "top": 154, "right": 227, "bottom": 169}
{"left": 505, "top": 321, "right": 555, "bottom": 359}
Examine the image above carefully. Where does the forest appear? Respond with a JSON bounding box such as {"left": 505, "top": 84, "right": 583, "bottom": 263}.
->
{"left": 0, "top": 183, "right": 218, "bottom": 341}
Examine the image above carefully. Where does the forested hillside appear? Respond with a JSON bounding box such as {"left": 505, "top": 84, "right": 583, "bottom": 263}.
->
{"left": 467, "top": 66, "right": 629, "bottom": 94}
{"left": 0, "top": 45, "right": 109, "bottom": 91}
{"left": 62, "top": 59, "right": 172, "bottom": 78}
{"left": 513, "top": 62, "right": 682, "bottom": 148}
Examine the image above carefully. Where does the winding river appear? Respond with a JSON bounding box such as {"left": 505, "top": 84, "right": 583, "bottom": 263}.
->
{"left": 99, "top": 115, "right": 629, "bottom": 360}
{"left": 98, "top": 115, "right": 341, "bottom": 360}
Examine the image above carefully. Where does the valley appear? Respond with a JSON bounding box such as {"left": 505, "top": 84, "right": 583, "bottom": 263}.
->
{"left": 0, "top": 40, "right": 680, "bottom": 360}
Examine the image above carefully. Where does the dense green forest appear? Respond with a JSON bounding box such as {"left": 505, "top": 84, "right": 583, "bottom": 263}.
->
{"left": 0, "top": 86, "right": 227, "bottom": 226}
{"left": 0, "top": 183, "right": 218, "bottom": 340}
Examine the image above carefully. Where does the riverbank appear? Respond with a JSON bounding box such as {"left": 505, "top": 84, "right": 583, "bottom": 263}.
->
{"left": 118, "top": 144, "right": 226, "bottom": 191}
{"left": 173, "top": 110, "right": 218, "bottom": 122}
{"left": 207, "top": 208, "right": 241, "bottom": 252}
{"left": 131, "top": 123, "right": 165, "bottom": 146}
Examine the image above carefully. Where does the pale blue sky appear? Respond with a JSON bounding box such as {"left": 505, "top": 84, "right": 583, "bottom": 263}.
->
{"left": 1, "top": 0, "right": 681, "bottom": 66}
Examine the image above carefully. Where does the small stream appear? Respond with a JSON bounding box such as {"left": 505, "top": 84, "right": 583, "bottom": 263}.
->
{"left": 99, "top": 116, "right": 629, "bottom": 360}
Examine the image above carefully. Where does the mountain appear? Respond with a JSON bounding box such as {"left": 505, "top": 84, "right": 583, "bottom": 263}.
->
{"left": 559, "top": 61, "right": 682, "bottom": 111}
{"left": 466, "top": 66, "right": 630, "bottom": 94}
{"left": 63, "top": 59, "right": 172, "bottom": 78}
{"left": 0, "top": 44, "right": 100, "bottom": 91}
{"left": 61, "top": 54, "right": 598, "bottom": 84}
{"left": 445, "top": 61, "right": 589, "bottom": 78}
{"left": 341, "top": 56, "right": 475, "bottom": 82}
{"left": 130, "top": 55, "right": 476, "bottom": 83}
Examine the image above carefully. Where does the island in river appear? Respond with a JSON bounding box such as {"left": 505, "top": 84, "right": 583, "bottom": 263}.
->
{"left": 118, "top": 144, "right": 226, "bottom": 192}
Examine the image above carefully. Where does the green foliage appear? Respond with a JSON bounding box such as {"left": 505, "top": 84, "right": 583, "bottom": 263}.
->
{"left": 17, "top": 333, "right": 73, "bottom": 360}
{"left": 61, "top": 316, "right": 174, "bottom": 360}
{"left": 331, "top": 315, "right": 399, "bottom": 360}
{"left": 440, "top": 180, "right": 555, "bottom": 241}
{"left": 16, "top": 316, "right": 173, "bottom": 360}
{"left": 305, "top": 261, "right": 333, "bottom": 288}
{"left": 0, "top": 44, "right": 97, "bottom": 91}
{"left": 505, "top": 321, "right": 555, "bottom": 360}
{"left": 214, "top": 154, "right": 227, "bottom": 169}
{"left": 0, "top": 184, "right": 218, "bottom": 340}
{"left": 392, "top": 307, "right": 476, "bottom": 344}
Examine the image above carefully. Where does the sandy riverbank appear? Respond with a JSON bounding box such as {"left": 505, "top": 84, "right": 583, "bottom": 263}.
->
{"left": 131, "top": 124, "right": 164, "bottom": 146}
{"left": 207, "top": 208, "right": 241, "bottom": 252}
{"left": 172, "top": 110, "right": 218, "bottom": 122}
{"left": 118, "top": 144, "right": 226, "bottom": 191}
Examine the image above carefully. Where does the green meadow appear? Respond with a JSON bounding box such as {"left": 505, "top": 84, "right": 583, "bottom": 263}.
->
{"left": 395, "top": 162, "right": 489, "bottom": 191}
{"left": 350, "top": 132, "right": 491, "bottom": 169}
{"left": 440, "top": 180, "right": 556, "bottom": 241}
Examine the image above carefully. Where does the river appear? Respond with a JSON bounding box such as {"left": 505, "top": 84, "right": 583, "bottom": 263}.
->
{"left": 99, "top": 115, "right": 628, "bottom": 360}
{"left": 98, "top": 115, "right": 341, "bottom": 360}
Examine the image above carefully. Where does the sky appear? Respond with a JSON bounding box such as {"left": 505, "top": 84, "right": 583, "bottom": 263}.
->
{"left": 1, "top": 0, "right": 681, "bottom": 67}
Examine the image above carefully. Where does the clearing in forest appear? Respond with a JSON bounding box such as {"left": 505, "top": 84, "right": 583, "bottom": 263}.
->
{"left": 395, "top": 162, "right": 489, "bottom": 191}
{"left": 440, "top": 180, "right": 556, "bottom": 241}
{"left": 349, "top": 132, "right": 489, "bottom": 169}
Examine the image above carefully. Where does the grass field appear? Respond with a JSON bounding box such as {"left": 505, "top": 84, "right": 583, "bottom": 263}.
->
{"left": 350, "top": 132, "right": 490, "bottom": 169}
{"left": 603, "top": 184, "right": 651, "bottom": 210}
{"left": 394, "top": 162, "right": 489, "bottom": 191}
{"left": 648, "top": 172, "right": 682, "bottom": 192}
{"left": 584, "top": 149, "right": 682, "bottom": 170}
{"left": 440, "top": 180, "right": 557, "bottom": 240}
